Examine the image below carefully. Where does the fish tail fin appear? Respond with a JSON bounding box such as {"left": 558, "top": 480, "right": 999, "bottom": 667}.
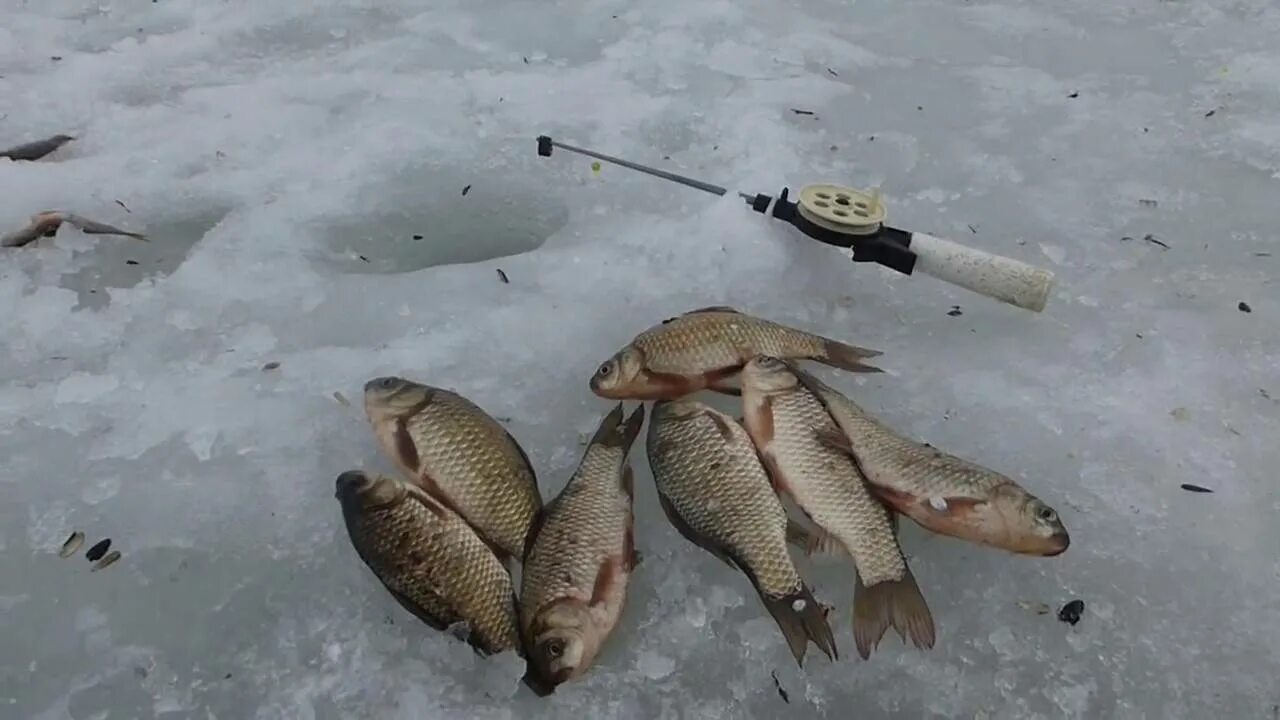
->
{"left": 813, "top": 337, "right": 885, "bottom": 374}
{"left": 851, "top": 567, "right": 936, "bottom": 660}
{"left": 760, "top": 584, "right": 839, "bottom": 666}
{"left": 591, "top": 402, "right": 646, "bottom": 453}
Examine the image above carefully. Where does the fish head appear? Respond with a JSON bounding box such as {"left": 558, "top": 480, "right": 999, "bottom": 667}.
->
{"left": 524, "top": 600, "right": 600, "bottom": 691}
{"left": 740, "top": 355, "right": 799, "bottom": 394}
{"left": 333, "top": 470, "right": 405, "bottom": 510}
{"left": 983, "top": 484, "right": 1070, "bottom": 556}
{"left": 363, "top": 376, "right": 430, "bottom": 421}
{"left": 588, "top": 346, "right": 648, "bottom": 398}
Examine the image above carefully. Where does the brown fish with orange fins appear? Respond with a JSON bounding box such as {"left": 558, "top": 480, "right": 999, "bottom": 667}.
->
{"left": 589, "top": 306, "right": 884, "bottom": 401}
{"left": 740, "top": 355, "right": 935, "bottom": 660}
{"left": 518, "top": 403, "right": 645, "bottom": 696}
{"left": 362, "top": 376, "right": 542, "bottom": 565}
{"left": 791, "top": 367, "right": 1070, "bottom": 557}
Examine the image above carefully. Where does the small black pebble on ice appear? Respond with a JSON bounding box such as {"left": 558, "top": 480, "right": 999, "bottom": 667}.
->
{"left": 790, "top": 108, "right": 814, "bottom": 116}
{"left": 262, "top": 361, "right": 280, "bottom": 371}
{"left": 1180, "top": 483, "right": 1213, "bottom": 493}
{"left": 125, "top": 260, "right": 139, "bottom": 265}
{"left": 1238, "top": 301, "right": 1252, "bottom": 313}
{"left": 86, "top": 538, "right": 112, "bottom": 562}
{"left": 771, "top": 670, "right": 790, "bottom": 704}
{"left": 1068, "top": 92, "right": 1079, "bottom": 98}
{"left": 967, "top": 224, "right": 977, "bottom": 234}
{"left": 412, "top": 234, "right": 423, "bottom": 240}
{"left": 1057, "top": 599, "right": 1084, "bottom": 626}
{"left": 827, "top": 67, "right": 838, "bottom": 76}
{"left": 225, "top": 673, "right": 233, "bottom": 680}
{"left": 51, "top": 56, "right": 63, "bottom": 61}
{"left": 358, "top": 255, "right": 370, "bottom": 263}
{"left": 917, "top": 105, "right": 923, "bottom": 111}
{"left": 496, "top": 268, "right": 509, "bottom": 284}
{"left": 523, "top": 56, "right": 529, "bottom": 64}
{"left": 947, "top": 306, "right": 963, "bottom": 317}
{"left": 1204, "top": 109, "right": 1216, "bottom": 118}
{"left": 461, "top": 184, "right": 471, "bottom": 196}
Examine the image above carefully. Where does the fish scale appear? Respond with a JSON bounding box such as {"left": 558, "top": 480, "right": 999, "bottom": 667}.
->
{"left": 741, "top": 356, "right": 936, "bottom": 660}
{"left": 633, "top": 311, "right": 830, "bottom": 374}
{"left": 402, "top": 395, "right": 540, "bottom": 556}
{"left": 336, "top": 472, "right": 520, "bottom": 655}
{"left": 521, "top": 441, "right": 632, "bottom": 610}
{"left": 765, "top": 388, "right": 906, "bottom": 586}
{"left": 647, "top": 404, "right": 804, "bottom": 599}
{"left": 647, "top": 399, "right": 838, "bottom": 665}
{"left": 519, "top": 403, "right": 643, "bottom": 695}
{"left": 364, "top": 378, "right": 542, "bottom": 563}
{"left": 792, "top": 367, "right": 1070, "bottom": 557}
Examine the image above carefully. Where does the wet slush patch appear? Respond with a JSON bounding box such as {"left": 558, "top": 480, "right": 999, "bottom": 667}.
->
{"left": 58, "top": 207, "right": 232, "bottom": 311}
{"left": 311, "top": 163, "right": 568, "bottom": 275}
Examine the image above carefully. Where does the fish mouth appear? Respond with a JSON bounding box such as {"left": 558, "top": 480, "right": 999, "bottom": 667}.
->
{"left": 334, "top": 470, "right": 370, "bottom": 498}
{"left": 1041, "top": 531, "right": 1070, "bottom": 556}
{"left": 521, "top": 664, "right": 573, "bottom": 697}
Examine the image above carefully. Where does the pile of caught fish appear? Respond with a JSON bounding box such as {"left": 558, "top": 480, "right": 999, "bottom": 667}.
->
{"left": 334, "top": 305, "right": 1069, "bottom": 696}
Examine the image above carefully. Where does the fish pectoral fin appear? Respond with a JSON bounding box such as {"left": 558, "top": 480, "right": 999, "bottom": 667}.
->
{"left": 812, "top": 425, "right": 855, "bottom": 454}
{"left": 589, "top": 555, "right": 625, "bottom": 607}
{"left": 784, "top": 518, "right": 847, "bottom": 558}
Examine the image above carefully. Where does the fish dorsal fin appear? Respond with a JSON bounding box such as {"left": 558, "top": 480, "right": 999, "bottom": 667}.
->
{"left": 684, "top": 305, "right": 741, "bottom": 315}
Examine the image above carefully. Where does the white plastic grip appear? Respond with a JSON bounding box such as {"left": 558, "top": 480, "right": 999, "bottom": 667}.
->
{"left": 907, "top": 232, "right": 1054, "bottom": 312}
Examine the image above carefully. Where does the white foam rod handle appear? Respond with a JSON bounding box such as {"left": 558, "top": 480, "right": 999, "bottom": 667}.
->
{"left": 907, "top": 232, "right": 1055, "bottom": 312}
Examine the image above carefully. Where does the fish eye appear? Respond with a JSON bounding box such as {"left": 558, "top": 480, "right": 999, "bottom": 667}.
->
{"left": 378, "top": 378, "right": 396, "bottom": 389}
{"left": 543, "top": 639, "right": 565, "bottom": 659}
{"left": 596, "top": 363, "right": 612, "bottom": 377}
{"left": 1037, "top": 506, "right": 1057, "bottom": 523}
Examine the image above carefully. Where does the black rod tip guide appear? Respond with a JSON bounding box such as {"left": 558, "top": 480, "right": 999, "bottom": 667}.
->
{"left": 536, "top": 135, "right": 553, "bottom": 157}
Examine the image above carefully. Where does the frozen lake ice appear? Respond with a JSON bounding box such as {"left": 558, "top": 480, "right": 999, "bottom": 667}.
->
{"left": 1, "top": 0, "right": 1277, "bottom": 717}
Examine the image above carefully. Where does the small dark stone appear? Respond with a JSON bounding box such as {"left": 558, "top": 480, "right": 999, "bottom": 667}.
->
{"left": 224, "top": 673, "right": 232, "bottom": 679}
{"left": 1204, "top": 109, "right": 1216, "bottom": 118}
{"left": 262, "top": 361, "right": 280, "bottom": 371}
{"left": 412, "top": 234, "right": 423, "bottom": 240}
{"left": 85, "top": 538, "right": 112, "bottom": 562}
{"left": 51, "top": 56, "right": 63, "bottom": 62}
{"left": 947, "top": 306, "right": 963, "bottom": 317}
{"left": 357, "top": 254, "right": 370, "bottom": 263}
{"left": 461, "top": 184, "right": 471, "bottom": 196}
{"left": 496, "top": 268, "right": 510, "bottom": 284}
{"left": 1180, "top": 483, "right": 1213, "bottom": 493}
{"left": 125, "top": 260, "right": 139, "bottom": 265}
{"left": 1238, "top": 301, "right": 1252, "bottom": 313}
{"left": 1068, "top": 92, "right": 1079, "bottom": 98}
{"left": 1057, "top": 599, "right": 1085, "bottom": 626}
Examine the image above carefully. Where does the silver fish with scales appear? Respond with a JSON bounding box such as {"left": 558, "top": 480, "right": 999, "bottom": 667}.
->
{"left": 647, "top": 398, "right": 838, "bottom": 666}
{"left": 519, "top": 403, "right": 644, "bottom": 696}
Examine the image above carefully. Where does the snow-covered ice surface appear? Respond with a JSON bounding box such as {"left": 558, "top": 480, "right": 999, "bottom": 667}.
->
{"left": 1, "top": 0, "right": 1277, "bottom": 717}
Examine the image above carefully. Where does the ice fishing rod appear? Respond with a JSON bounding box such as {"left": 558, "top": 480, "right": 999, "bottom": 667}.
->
{"left": 536, "top": 135, "right": 1055, "bottom": 313}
